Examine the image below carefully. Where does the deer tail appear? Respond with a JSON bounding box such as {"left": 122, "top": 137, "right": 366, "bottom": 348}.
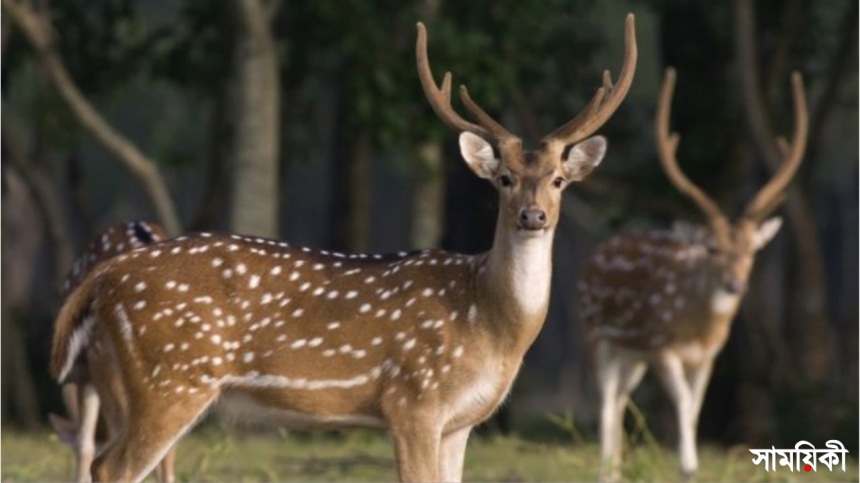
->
{"left": 50, "top": 274, "right": 100, "bottom": 382}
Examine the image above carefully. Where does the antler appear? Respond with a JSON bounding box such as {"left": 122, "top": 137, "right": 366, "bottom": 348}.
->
{"left": 543, "top": 13, "right": 638, "bottom": 146}
{"left": 416, "top": 22, "right": 515, "bottom": 145}
{"left": 655, "top": 68, "right": 731, "bottom": 246}
{"left": 742, "top": 72, "right": 808, "bottom": 221}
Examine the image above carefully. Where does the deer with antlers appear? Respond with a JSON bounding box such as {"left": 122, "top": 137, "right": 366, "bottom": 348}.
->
{"left": 580, "top": 68, "right": 807, "bottom": 481}
{"left": 49, "top": 15, "right": 636, "bottom": 482}
{"left": 48, "top": 221, "right": 177, "bottom": 482}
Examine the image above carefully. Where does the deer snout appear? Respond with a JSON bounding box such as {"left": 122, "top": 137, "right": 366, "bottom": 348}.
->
{"left": 518, "top": 208, "right": 547, "bottom": 231}
{"left": 724, "top": 278, "right": 747, "bottom": 294}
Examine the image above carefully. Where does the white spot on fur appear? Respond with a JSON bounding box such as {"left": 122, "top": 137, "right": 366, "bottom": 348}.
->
{"left": 249, "top": 275, "right": 261, "bottom": 289}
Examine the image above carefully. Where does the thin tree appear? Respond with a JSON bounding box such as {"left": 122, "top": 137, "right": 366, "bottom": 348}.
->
{"left": 229, "top": 0, "right": 281, "bottom": 237}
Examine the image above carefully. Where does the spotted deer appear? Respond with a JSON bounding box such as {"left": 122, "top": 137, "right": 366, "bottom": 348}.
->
{"left": 50, "top": 15, "right": 636, "bottom": 482}
{"left": 580, "top": 68, "right": 807, "bottom": 481}
{"left": 48, "top": 221, "right": 178, "bottom": 483}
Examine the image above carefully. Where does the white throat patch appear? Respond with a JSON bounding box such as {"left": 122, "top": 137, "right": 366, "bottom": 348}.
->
{"left": 710, "top": 289, "right": 740, "bottom": 316}
{"left": 508, "top": 234, "right": 552, "bottom": 314}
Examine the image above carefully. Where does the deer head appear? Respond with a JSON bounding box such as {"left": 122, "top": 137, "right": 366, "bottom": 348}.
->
{"left": 416, "top": 15, "right": 637, "bottom": 237}
{"left": 656, "top": 67, "right": 807, "bottom": 294}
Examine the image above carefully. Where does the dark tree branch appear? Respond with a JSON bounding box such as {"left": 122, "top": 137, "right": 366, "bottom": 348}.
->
{"left": 733, "top": 0, "right": 832, "bottom": 383}
{"left": 2, "top": 0, "right": 182, "bottom": 234}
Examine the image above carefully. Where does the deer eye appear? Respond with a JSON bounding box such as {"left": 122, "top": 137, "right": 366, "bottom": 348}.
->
{"left": 552, "top": 176, "right": 565, "bottom": 188}
{"left": 498, "top": 174, "right": 513, "bottom": 188}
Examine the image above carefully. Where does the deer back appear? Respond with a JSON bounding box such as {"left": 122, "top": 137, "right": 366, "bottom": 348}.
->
{"left": 580, "top": 229, "right": 738, "bottom": 353}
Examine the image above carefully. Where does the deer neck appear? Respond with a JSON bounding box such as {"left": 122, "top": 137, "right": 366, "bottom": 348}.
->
{"left": 480, "top": 220, "right": 555, "bottom": 353}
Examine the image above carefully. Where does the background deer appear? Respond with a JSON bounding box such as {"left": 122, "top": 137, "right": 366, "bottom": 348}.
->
{"left": 48, "top": 221, "right": 176, "bottom": 483}
{"left": 49, "top": 15, "right": 636, "bottom": 482}
{"left": 580, "top": 68, "right": 807, "bottom": 481}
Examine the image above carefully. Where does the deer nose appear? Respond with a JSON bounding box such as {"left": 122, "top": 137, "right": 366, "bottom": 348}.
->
{"left": 724, "top": 278, "right": 746, "bottom": 294}
{"left": 518, "top": 208, "right": 547, "bottom": 231}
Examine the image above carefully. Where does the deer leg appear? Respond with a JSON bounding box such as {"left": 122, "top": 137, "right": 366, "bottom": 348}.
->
{"left": 91, "top": 393, "right": 215, "bottom": 483}
{"left": 615, "top": 358, "right": 647, "bottom": 440}
{"left": 63, "top": 383, "right": 81, "bottom": 425}
{"left": 597, "top": 342, "right": 622, "bottom": 483}
{"left": 605, "top": 356, "right": 647, "bottom": 482}
{"left": 685, "top": 359, "right": 713, "bottom": 429}
{"left": 390, "top": 416, "right": 442, "bottom": 482}
{"left": 438, "top": 426, "right": 471, "bottom": 482}
{"left": 656, "top": 353, "right": 697, "bottom": 479}
{"left": 75, "top": 383, "right": 100, "bottom": 483}
{"left": 154, "top": 447, "right": 177, "bottom": 483}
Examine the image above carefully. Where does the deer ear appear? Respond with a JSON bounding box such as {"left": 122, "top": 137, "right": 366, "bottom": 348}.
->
{"left": 753, "top": 217, "right": 782, "bottom": 250}
{"left": 562, "top": 136, "right": 607, "bottom": 181}
{"left": 459, "top": 132, "right": 498, "bottom": 180}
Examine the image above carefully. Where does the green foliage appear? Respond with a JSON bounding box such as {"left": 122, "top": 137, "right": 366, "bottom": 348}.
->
{"left": 48, "top": 0, "right": 151, "bottom": 94}
{"left": 146, "top": 0, "right": 233, "bottom": 97}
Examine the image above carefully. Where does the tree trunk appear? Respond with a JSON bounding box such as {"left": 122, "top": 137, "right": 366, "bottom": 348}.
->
{"left": 347, "top": 133, "right": 372, "bottom": 252}
{"left": 803, "top": 0, "right": 858, "bottom": 181}
{"left": 733, "top": 0, "right": 832, "bottom": 385}
{"left": 228, "top": 0, "right": 281, "bottom": 238}
{"left": 409, "top": 0, "right": 446, "bottom": 250}
{"left": 328, "top": 78, "right": 372, "bottom": 253}
{"left": 410, "top": 142, "right": 446, "bottom": 248}
{"left": 1, "top": 170, "right": 43, "bottom": 430}
{"left": 2, "top": 118, "right": 74, "bottom": 286}
{"left": 191, "top": 84, "right": 231, "bottom": 231}
{"left": 1, "top": 310, "right": 41, "bottom": 430}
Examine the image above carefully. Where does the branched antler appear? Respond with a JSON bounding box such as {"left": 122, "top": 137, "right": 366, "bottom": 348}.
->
{"left": 655, "top": 68, "right": 731, "bottom": 247}
{"left": 544, "top": 13, "right": 638, "bottom": 146}
{"left": 415, "top": 22, "right": 514, "bottom": 145}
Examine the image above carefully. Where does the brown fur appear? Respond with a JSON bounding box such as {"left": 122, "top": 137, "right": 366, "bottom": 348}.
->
{"left": 581, "top": 230, "right": 734, "bottom": 353}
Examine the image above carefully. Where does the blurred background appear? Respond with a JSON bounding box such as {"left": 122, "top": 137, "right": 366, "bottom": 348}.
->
{"left": 1, "top": 0, "right": 857, "bottom": 469}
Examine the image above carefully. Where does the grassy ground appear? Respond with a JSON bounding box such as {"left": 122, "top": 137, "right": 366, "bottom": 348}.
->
{"left": 2, "top": 427, "right": 857, "bottom": 482}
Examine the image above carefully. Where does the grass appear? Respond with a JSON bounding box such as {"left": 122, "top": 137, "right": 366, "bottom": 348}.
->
{"left": 2, "top": 426, "right": 858, "bottom": 482}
